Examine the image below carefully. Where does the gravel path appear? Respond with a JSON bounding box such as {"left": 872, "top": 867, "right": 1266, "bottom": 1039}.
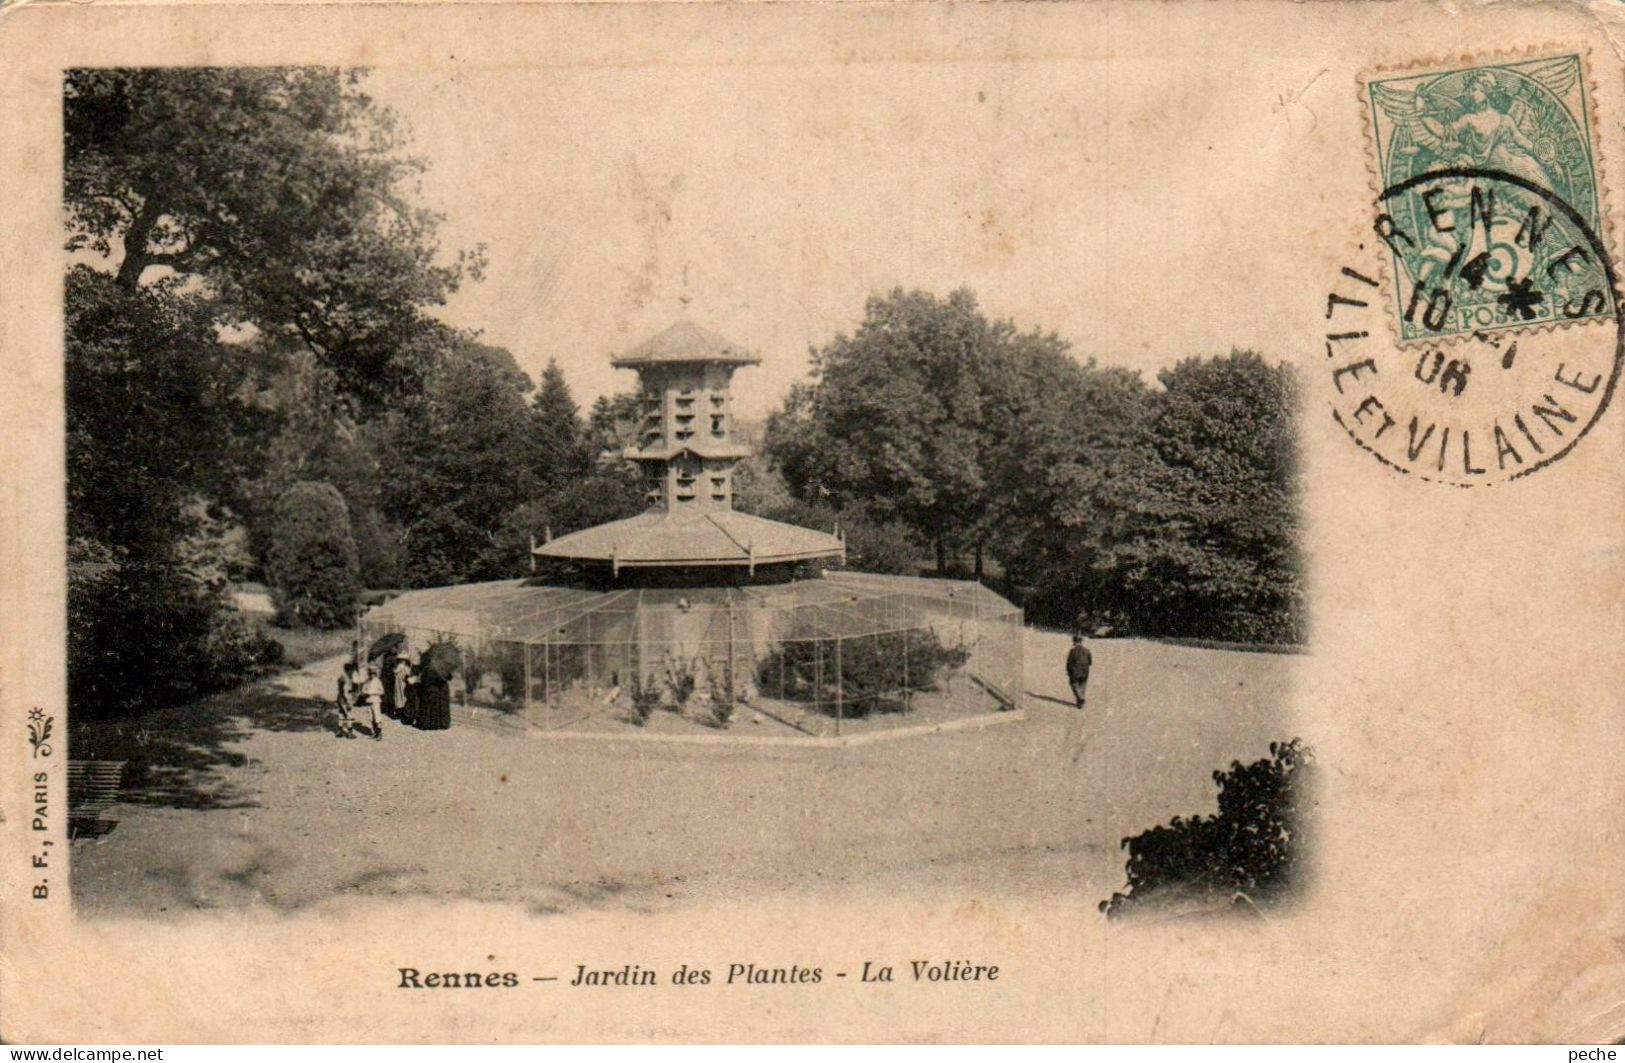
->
{"left": 71, "top": 632, "right": 1299, "bottom": 917}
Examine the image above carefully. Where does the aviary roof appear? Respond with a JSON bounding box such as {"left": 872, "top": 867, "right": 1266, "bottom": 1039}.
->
{"left": 534, "top": 506, "right": 844, "bottom": 568}
{"left": 610, "top": 320, "right": 762, "bottom": 368}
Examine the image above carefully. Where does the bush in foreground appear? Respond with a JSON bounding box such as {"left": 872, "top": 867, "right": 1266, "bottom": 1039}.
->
{"left": 1101, "top": 739, "right": 1314, "bottom": 918}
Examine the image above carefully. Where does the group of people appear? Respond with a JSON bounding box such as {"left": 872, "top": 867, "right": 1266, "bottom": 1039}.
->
{"left": 335, "top": 641, "right": 453, "bottom": 740}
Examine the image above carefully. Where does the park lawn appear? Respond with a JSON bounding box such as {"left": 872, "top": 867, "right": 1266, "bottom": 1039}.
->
{"left": 231, "top": 580, "right": 357, "bottom": 667}
{"left": 255, "top": 620, "right": 355, "bottom": 668}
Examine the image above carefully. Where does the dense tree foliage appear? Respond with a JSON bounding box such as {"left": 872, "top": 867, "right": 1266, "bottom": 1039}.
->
{"left": 63, "top": 67, "right": 487, "bottom": 715}
{"left": 241, "top": 346, "right": 400, "bottom": 587}
{"left": 531, "top": 358, "right": 588, "bottom": 492}
{"left": 1102, "top": 353, "right": 1304, "bottom": 643}
{"left": 379, "top": 337, "right": 546, "bottom": 586}
{"left": 266, "top": 481, "right": 363, "bottom": 628}
{"left": 734, "top": 473, "right": 921, "bottom": 577}
{"left": 65, "top": 66, "right": 479, "bottom": 407}
{"left": 585, "top": 392, "right": 644, "bottom": 457}
{"left": 767, "top": 290, "right": 1304, "bottom": 643}
{"left": 769, "top": 289, "right": 1000, "bottom": 571}
{"left": 66, "top": 268, "right": 263, "bottom": 555}
{"left": 66, "top": 267, "right": 281, "bottom": 717}
{"left": 68, "top": 537, "right": 281, "bottom": 720}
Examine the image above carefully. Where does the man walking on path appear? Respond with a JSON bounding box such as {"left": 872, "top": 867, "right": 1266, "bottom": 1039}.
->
{"left": 1066, "top": 634, "right": 1093, "bottom": 709}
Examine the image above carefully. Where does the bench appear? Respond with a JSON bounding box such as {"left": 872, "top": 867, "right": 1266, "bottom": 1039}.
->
{"left": 67, "top": 759, "right": 126, "bottom": 840}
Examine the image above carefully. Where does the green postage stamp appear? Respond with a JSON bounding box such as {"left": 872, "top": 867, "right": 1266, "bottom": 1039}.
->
{"left": 1363, "top": 53, "right": 1613, "bottom": 343}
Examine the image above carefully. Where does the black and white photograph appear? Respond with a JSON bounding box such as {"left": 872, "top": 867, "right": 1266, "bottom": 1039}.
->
{"left": 60, "top": 56, "right": 1309, "bottom": 924}
{"left": 2, "top": 0, "right": 1622, "bottom": 1045}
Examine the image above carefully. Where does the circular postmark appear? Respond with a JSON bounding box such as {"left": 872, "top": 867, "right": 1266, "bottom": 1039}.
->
{"left": 1327, "top": 168, "right": 1622, "bottom": 486}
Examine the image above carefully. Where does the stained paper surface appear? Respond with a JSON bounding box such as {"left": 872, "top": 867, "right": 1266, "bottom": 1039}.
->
{"left": 1, "top": 0, "right": 1621, "bottom": 1043}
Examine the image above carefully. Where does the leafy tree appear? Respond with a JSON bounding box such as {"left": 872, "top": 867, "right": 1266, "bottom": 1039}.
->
{"left": 242, "top": 346, "right": 401, "bottom": 587}
{"left": 69, "top": 537, "right": 282, "bottom": 719}
{"left": 980, "top": 351, "right": 1156, "bottom": 628}
{"left": 66, "top": 267, "right": 265, "bottom": 555}
{"left": 61, "top": 66, "right": 490, "bottom": 715}
{"left": 544, "top": 465, "right": 650, "bottom": 537}
{"left": 766, "top": 290, "right": 1303, "bottom": 643}
{"left": 730, "top": 452, "right": 797, "bottom": 517}
{"left": 734, "top": 455, "right": 920, "bottom": 574}
{"left": 265, "top": 481, "right": 362, "bottom": 628}
{"left": 1104, "top": 352, "right": 1304, "bottom": 643}
{"left": 482, "top": 499, "right": 559, "bottom": 579}
{"left": 380, "top": 337, "right": 544, "bottom": 585}
{"left": 531, "top": 358, "right": 589, "bottom": 490}
{"left": 739, "top": 495, "right": 920, "bottom": 577}
{"left": 585, "top": 392, "right": 643, "bottom": 459}
{"left": 392, "top": 372, "right": 647, "bottom": 583}
{"left": 769, "top": 289, "right": 999, "bottom": 572}
{"left": 64, "top": 66, "right": 480, "bottom": 408}
{"left": 65, "top": 253, "right": 280, "bottom": 720}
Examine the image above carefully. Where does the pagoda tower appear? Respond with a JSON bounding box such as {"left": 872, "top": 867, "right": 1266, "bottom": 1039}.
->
{"left": 533, "top": 321, "right": 845, "bottom": 580}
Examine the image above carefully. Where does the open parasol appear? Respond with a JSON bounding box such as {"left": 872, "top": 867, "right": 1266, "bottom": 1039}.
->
{"left": 366, "top": 632, "right": 407, "bottom": 660}
{"left": 421, "top": 641, "right": 462, "bottom": 682}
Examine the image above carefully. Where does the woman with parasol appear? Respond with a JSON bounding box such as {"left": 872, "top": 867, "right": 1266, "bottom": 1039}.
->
{"left": 416, "top": 640, "right": 458, "bottom": 730}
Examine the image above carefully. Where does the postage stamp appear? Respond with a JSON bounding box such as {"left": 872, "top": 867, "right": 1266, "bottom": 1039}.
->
{"left": 1325, "top": 51, "right": 1623, "bottom": 487}
{"left": 1362, "top": 53, "right": 1612, "bottom": 343}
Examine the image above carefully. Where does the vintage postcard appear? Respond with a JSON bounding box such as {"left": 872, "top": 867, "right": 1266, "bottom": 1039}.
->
{"left": 0, "top": 0, "right": 1621, "bottom": 1044}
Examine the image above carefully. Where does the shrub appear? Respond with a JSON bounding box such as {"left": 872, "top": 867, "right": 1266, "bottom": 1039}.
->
{"left": 663, "top": 655, "right": 697, "bottom": 709}
{"left": 462, "top": 643, "right": 530, "bottom": 704}
{"left": 266, "top": 481, "right": 361, "bottom": 629}
{"left": 350, "top": 506, "right": 403, "bottom": 589}
{"left": 707, "top": 662, "right": 736, "bottom": 729}
{"left": 68, "top": 537, "right": 282, "bottom": 718}
{"left": 628, "top": 672, "right": 662, "bottom": 726}
{"left": 525, "top": 643, "right": 588, "bottom": 701}
{"left": 1100, "top": 739, "right": 1314, "bottom": 918}
{"left": 462, "top": 649, "right": 484, "bottom": 698}
{"left": 497, "top": 645, "right": 528, "bottom": 703}
{"left": 756, "top": 627, "right": 969, "bottom": 717}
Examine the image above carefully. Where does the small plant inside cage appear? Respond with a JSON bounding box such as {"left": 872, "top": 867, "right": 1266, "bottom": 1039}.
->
{"left": 706, "top": 660, "right": 736, "bottom": 729}
{"left": 662, "top": 654, "right": 697, "bottom": 710}
{"left": 628, "top": 672, "right": 663, "bottom": 726}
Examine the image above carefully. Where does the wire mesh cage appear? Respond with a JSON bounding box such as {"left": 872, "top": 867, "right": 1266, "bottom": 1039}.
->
{"left": 358, "top": 571, "right": 1024, "bottom": 737}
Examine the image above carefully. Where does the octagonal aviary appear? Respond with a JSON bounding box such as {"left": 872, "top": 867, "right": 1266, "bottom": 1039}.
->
{"left": 359, "top": 321, "right": 1024, "bottom": 737}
